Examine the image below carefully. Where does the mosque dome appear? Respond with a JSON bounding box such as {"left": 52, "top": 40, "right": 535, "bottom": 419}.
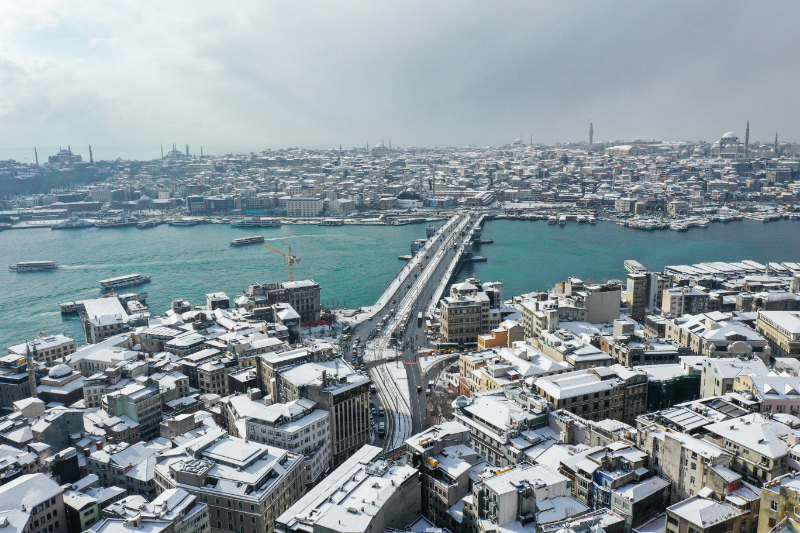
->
{"left": 49, "top": 364, "right": 72, "bottom": 379}
{"left": 721, "top": 132, "right": 738, "bottom": 141}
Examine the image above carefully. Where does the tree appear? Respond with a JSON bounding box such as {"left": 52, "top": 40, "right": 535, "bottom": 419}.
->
{"left": 425, "top": 388, "right": 455, "bottom": 427}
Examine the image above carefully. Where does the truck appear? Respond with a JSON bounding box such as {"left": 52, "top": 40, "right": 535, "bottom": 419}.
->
{"left": 417, "top": 312, "right": 423, "bottom": 327}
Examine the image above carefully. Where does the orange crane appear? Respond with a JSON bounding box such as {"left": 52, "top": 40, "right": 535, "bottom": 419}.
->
{"left": 262, "top": 244, "right": 301, "bottom": 281}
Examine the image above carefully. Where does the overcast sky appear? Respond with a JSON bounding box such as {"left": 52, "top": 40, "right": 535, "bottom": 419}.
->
{"left": 1, "top": 1, "right": 798, "bottom": 161}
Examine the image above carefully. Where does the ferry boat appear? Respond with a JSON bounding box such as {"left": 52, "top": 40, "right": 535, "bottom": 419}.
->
{"left": 169, "top": 219, "right": 198, "bottom": 227}
{"left": 547, "top": 216, "right": 558, "bottom": 225}
{"left": 137, "top": 220, "right": 160, "bottom": 229}
{"left": 9, "top": 261, "right": 58, "bottom": 272}
{"left": 95, "top": 218, "right": 137, "bottom": 228}
{"left": 230, "top": 218, "right": 281, "bottom": 228}
{"left": 318, "top": 220, "right": 344, "bottom": 226}
{"left": 588, "top": 216, "right": 597, "bottom": 224}
{"left": 558, "top": 216, "right": 567, "bottom": 225}
{"left": 577, "top": 215, "right": 587, "bottom": 224}
{"left": 98, "top": 274, "right": 151, "bottom": 290}
{"left": 52, "top": 218, "right": 94, "bottom": 230}
{"left": 231, "top": 236, "right": 265, "bottom": 246}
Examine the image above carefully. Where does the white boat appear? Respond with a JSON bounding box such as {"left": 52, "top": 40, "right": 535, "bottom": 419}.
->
{"left": 231, "top": 218, "right": 281, "bottom": 228}
{"left": 577, "top": 215, "right": 587, "bottom": 224}
{"left": 558, "top": 216, "right": 567, "bottom": 225}
{"left": 137, "top": 220, "right": 160, "bottom": 229}
{"left": 231, "top": 236, "right": 265, "bottom": 246}
{"left": 547, "top": 216, "right": 558, "bottom": 225}
{"left": 98, "top": 274, "right": 151, "bottom": 290}
{"left": 168, "top": 219, "right": 197, "bottom": 226}
{"left": 588, "top": 216, "right": 597, "bottom": 224}
{"left": 9, "top": 261, "right": 58, "bottom": 272}
{"left": 52, "top": 218, "right": 93, "bottom": 230}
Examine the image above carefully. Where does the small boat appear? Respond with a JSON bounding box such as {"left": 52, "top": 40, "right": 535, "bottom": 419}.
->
{"left": 231, "top": 236, "right": 265, "bottom": 246}
{"left": 137, "top": 220, "right": 160, "bottom": 229}
{"left": 548, "top": 216, "right": 558, "bottom": 225}
{"left": 558, "top": 216, "right": 567, "bottom": 225}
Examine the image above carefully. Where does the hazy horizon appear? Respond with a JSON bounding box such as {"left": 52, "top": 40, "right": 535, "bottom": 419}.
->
{"left": 2, "top": 1, "right": 799, "bottom": 162}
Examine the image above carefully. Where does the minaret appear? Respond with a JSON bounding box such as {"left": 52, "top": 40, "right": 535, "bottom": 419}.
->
{"left": 68, "top": 145, "right": 73, "bottom": 166}
{"left": 89, "top": 145, "right": 93, "bottom": 164}
{"left": 744, "top": 121, "right": 749, "bottom": 160}
{"left": 185, "top": 144, "right": 189, "bottom": 157}
{"left": 26, "top": 342, "right": 37, "bottom": 399}
{"left": 34, "top": 147, "right": 39, "bottom": 166}
{"left": 589, "top": 122, "right": 594, "bottom": 147}
{"left": 200, "top": 146, "right": 203, "bottom": 157}
{"left": 161, "top": 144, "right": 164, "bottom": 159}
{"left": 775, "top": 132, "right": 779, "bottom": 156}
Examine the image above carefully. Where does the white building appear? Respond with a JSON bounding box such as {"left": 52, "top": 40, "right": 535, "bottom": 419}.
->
{"left": 245, "top": 398, "right": 331, "bottom": 488}
{"left": 286, "top": 197, "right": 323, "bottom": 218}
{"left": 276, "top": 445, "right": 421, "bottom": 533}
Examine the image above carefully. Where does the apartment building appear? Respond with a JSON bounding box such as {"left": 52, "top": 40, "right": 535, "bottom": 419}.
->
{"left": 665, "top": 313, "right": 769, "bottom": 356}
{"left": 637, "top": 421, "right": 731, "bottom": 501}
{"left": 286, "top": 196, "right": 323, "bottom": 218}
{"left": 533, "top": 368, "right": 626, "bottom": 423}
{"left": 197, "top": 358, "right": 236, "bottom": 397}
{"left": 440, "top": 282, "right": 499, "bottom": 345}
{"left": 0, "top": 474, "right": 67, "bottom": 533}
{"left": 626, "top": 273, "right": 648, "bottom": 320}
{"left": 277, "top": 359, "right": 370, "bottom": 466}
{"left": 282, "top": 280, "right": 321, "bottom": 322}
{"left": 758, "top": 473, "right": 800, "bottom": 533}
{"left": 276, "top": 445, "right": 420, "bottom": 533}
{"left": 666, "top": 495, "right": 747, "bottom": 533}
{"left": 404, "top": 422, "right": 483, "bottom": 529}
{"left": 756, "top": 311, "right": 800, "bottom": 357}
{"left": 451, "top": 387, "right": 549, "bottom": 467}
{"left": 8, "top": 334, "right": 76, "bottom": 367}
{"left": 703, "top": 413, "right": 789, "bottom": 486}
{"left": 104, "top": 383, "right": 163, "bottom": 441}
{"left": 154, "top": 431, "right": 305, "bottom": 533}
{"left": 465, "top": 463, "right": 587, "bottom": 533}
{"left": 245, "top": 398, "right": 331, "bottom": 489}
{"left": 662, "top": 287, "right": 710, "bottom": 318}
{"left": 700, "top": 357, "right": 769, "bottom": 397}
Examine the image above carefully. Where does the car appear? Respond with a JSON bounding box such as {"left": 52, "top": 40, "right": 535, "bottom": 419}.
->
{"left": 417, "top": 385, "right": 422, "bottom": 393}
{"left": 392, "top": 299, "right": 396, "bottom": 304}
{"left": 371, "top": 407, "right": 377, "bottom": 415}
{"left": 379, "top": 406, "right": 385, "bottom": 417}
{"left": 370, "top": 386, "right": 377, "bottom": 394}
{"left": 378, "top": 422, "right": 385, "bottom": 437}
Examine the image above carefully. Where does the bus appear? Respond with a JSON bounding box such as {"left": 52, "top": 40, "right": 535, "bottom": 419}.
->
{"left": 417, "top": 312, "right": 423, "bottom": 327}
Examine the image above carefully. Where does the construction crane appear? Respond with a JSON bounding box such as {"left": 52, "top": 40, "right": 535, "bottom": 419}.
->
{"left": 262, "top": 245, "right": 301, "bottom": 281}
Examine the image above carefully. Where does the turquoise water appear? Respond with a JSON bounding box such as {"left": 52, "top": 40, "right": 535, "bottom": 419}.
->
{"left": 0, "top": 222, "right": 442, "bottom": 347}
{"left": 2, "top": 218, "right": 800, "bottom": 348}
{"left": 455, "top": 218, "right": 800, "bottom": 297}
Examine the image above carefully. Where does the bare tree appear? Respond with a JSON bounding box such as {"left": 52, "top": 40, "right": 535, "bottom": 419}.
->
{"left": 425, "top": 389, "right": 455, "bottom": 427}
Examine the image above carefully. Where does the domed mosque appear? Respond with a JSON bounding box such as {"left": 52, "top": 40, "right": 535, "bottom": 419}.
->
{"left": 715, "top": 131, "right": 741, "bottom": 159}
{"left": 38, "top": 363, "right": 84, "bottom": 405}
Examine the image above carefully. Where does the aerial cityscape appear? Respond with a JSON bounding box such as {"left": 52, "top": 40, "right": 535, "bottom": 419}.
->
{"left": 3, "top": 4, "right": 800, "bottom": 533}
